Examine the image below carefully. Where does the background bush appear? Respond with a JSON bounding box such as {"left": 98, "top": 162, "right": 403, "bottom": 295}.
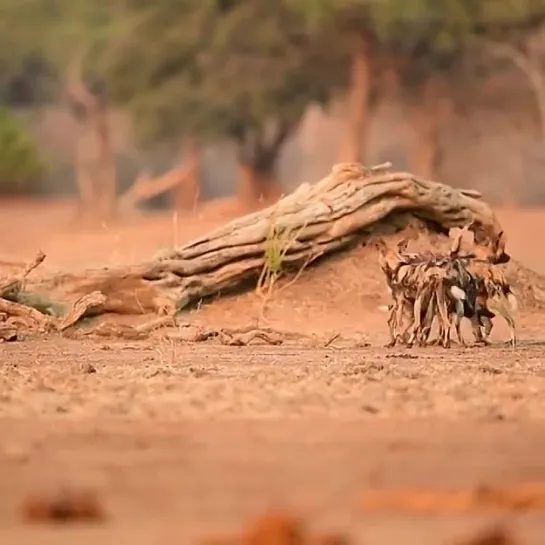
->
{"left": 0, "top": 107, "right": 46, "bottom": 194}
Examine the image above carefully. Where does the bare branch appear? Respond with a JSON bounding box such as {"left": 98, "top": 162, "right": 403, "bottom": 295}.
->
{"left": 118, "top": 163, "right": 195, "bottom": 211}
{"left": 484, "top": 38, "right": 545, "bottom": 139}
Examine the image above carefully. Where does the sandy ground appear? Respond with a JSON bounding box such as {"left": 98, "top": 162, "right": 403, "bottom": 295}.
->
{"left": 1, "top": 198, "right": 545, "bottom": 543}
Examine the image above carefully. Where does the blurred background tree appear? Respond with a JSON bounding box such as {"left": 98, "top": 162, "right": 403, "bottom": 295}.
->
{"left": 290, "top": 0, "right": 545, "bottom": 177}
{"left": 0, "top": 0, "right": 118, "bottom": 220}
{"left": 98, "top": 0, "right": 346, "bottom": 204}
{"left": 1, "top": 0, "right": 545, "bottom": 211}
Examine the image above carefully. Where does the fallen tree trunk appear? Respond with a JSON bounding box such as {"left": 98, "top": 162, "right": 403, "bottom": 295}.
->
{"left": 25, "top": 162, "right": 507, "bottom": 318}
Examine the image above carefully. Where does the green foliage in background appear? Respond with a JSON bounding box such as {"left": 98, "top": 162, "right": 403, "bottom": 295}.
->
{"left": 2, "top": 0, "right": 545, "bottom": 105}
{"left": 0, "top": 107, "right": 46, "bottom": 193}
{"left": 289, "top": 0, "right": 545, "bottom": 79}
{"left": 2, "top": 0, "right": 545, "bottom": 176}
{"left": 96, "top": 0, "right": 346, "bottom": 168}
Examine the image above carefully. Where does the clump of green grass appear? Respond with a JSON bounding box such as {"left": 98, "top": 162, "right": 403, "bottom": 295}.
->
{"left": 256, "top": 214, "right": 311, "bottom": 309}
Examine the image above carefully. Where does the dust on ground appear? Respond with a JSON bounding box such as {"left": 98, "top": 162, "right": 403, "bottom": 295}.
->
{"left": 1, "top": 198, "right": 545, "bottom": 544}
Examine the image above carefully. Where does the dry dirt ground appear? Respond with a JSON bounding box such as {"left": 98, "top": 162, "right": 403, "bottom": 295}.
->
{"left": 1, "top": 198, "right": 545, "bottom": 544}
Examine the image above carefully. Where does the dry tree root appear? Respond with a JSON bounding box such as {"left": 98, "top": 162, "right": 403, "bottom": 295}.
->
{"left": 0, "top": 297, "right": 53, "bottom": 331}
{"left": 69, "top": 315, "right": 177, "bottom": 341}
{"left": 163, "top": 325, "right": 368, "bottom": 348}
{"left": 57, "top": 291, "right": 107, "bottom": 331}
{"left": 219, "top": 328, "right": 284, "bottom": 346}
{"left": 67, "top": 320, "right": 369, "bottom": 347}
{"left": 0, "top": 251, "right": 54, "bottom": 336}
{"left": 0, "top": 253, "right": 108, "bottom": 339}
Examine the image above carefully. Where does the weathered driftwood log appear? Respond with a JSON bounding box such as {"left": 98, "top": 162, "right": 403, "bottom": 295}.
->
{"left": 28, "top": 162, "right": 508, "bottom": 316}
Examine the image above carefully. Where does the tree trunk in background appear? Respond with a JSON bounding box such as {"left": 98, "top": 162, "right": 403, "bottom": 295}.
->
{"left": 66, "top": 52, "right": 119, "bottom": 225}
{"left": 67, "top": 88, "right": 117, "bottom": 223}
{"left": 235, "top": 123, "right": 290, "bottom": 207}
{"left": 408, "top": 75, "right": 451, "bottom": 180}
{"left": 237, "top": 159, "right": 282, "bottom": 207}
{"left": 172, "top": 140, "right": 201, "bottom": 211}
{"left": 339, "top": 32, "right": 372, "bottom": 163}
{"left": 94, "top": 100, "right": 117, "bottom": 221}
{"left": 73, "top": 120, "right": 99, "bottom": 222}
{"left": 381, "top": 54, "right": 406, "bottom": 99}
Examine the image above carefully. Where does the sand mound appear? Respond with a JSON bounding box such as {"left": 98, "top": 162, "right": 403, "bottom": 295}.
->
{"left": 275, "top": 226, "right": 545, "bottom": 312}
{"left": 189, "top": 224, "right": 545, "bottom": 335}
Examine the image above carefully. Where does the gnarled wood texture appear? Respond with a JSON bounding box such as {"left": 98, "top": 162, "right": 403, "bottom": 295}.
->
{"left": 2, "top": 162, "right": 539, "bottom": 339}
